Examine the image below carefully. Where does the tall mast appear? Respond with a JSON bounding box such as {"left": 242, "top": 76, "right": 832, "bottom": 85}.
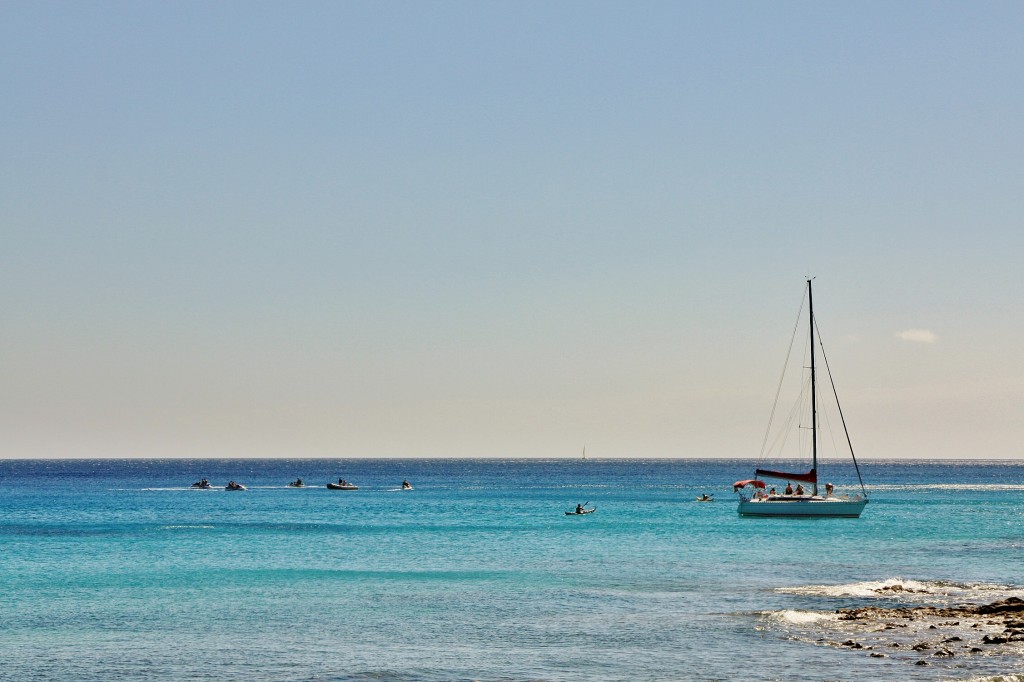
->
{"left": 808, "top": 278, "right": 818, "bottom": 496}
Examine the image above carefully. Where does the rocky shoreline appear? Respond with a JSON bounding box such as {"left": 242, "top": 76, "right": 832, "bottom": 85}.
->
{"left": 824, "top": 597, "right": 1024, "bottom": 666}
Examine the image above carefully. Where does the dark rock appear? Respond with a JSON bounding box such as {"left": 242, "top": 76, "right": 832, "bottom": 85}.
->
{"left": 978, "top": 597, "right": 1024, "bottom": 614}
{"left": 877, "top": 584, "right": 927, "bottom": 594}
{"left": 933, "top": 649, "right": 954, "bottom": 657}
{"left": 912, "top": 642, "right": 931, "bottom": 651}
{"left": 915, "top": 660, "right": 929, "bottom": 666}
{"left": 869, "top": 653, "right": 886, "bottom": 658}
{"left": 970, "top": 647, "right": 984, "bottom": 653}
{"left": 942, "top": 636, "right": 962, "bottom": 643}
{"left": 889, "top": 642, "right": 901, "bottom": 648}
{"left": 982, "top": 634, "right": 1009, "bottom": 644}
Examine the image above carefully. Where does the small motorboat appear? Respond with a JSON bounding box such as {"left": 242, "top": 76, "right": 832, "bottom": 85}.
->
{"left": 696, "top": 494, "right": 714, "bottom": 502}
{"left": 401, "top": 480, "right": 413, "bottom": 490}
{"left": 288, "top": 479, "right": 305, "bottom": 488}
{"left": 327, "top": 479, "right": 358, "bottom": 490}
{"left": 191, "top": 479, "right": 211, "bottom": 489}
{"left": 565, "top": 506, "right": 596, "bottom": 515}
{"left": 225, "top": 481, "right": 246, "bottom": 491}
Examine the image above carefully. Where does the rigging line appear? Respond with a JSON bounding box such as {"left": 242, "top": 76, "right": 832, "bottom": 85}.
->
{"left": 821, "top": 398, "right": 842, "bottom": 463}
{"left": 758, "top": 288, "right": 808, "bottom": 465}
{"left": 814, "top": 317, "right": 868, "bottom": 498}
{"left": 770, "top": 370, "right": 807, "bottom": 454}
{"left": 766, "top": 391, "right": 803, "bottom": 459}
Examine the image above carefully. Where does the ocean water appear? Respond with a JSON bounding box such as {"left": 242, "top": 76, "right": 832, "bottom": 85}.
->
{"left": 1, "top": 458, "right": 1023, "bottom": 682}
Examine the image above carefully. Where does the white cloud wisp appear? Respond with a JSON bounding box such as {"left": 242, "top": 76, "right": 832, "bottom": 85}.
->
{"left": 896, "top": 329, "right": 938, "bottom": 343}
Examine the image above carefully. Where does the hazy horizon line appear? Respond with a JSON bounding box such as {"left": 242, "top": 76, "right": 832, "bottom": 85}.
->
{"left": 3, "top": 455, "right": 1022, "bottom": 462}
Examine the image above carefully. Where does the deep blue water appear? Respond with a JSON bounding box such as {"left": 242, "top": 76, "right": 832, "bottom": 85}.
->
{"left": 1, "top": 458, "right": 1023, "bottom": 681}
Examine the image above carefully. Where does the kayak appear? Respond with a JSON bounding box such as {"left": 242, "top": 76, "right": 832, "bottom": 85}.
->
{"left": 696, "top": 496, "right": 714, "bottom": 502}
{"left": 565, "top": 507, "right": 596, "bottom": 515}
{"left": 327, "top": 483, "right": 359, "bottom": 490}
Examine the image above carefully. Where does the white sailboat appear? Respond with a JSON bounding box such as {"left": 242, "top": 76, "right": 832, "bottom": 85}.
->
{"left": 733, "top": 279, "right": 869, "bottom": 518}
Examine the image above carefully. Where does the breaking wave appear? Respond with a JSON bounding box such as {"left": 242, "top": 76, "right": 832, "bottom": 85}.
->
{"left": 764, "top": 609, "right": 839, "bottom": 625}
{"left": 777, "top": 577, "right": 1024, "bottom": 603}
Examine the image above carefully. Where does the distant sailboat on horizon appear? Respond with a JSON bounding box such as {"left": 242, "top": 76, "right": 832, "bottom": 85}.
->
{"left": 733, "top": 279, "right": 869, "bottom": 517}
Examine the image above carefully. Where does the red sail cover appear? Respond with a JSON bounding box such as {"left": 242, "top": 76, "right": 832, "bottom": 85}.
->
{"left": 754, "top": 468, "right": 817, "bottom": 484}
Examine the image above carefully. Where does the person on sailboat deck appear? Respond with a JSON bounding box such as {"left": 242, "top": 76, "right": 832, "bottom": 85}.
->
{"left": 769, "top": 487, "right": 777, "bottom": 496}
{"left": 784, "top": 482, "right": 794, "bottom": 495}
{"left": 795, "top": 484, "right": 805, "bottom": 496}
{"left": 825, "top": 482, "right": 834, "bottom": 497}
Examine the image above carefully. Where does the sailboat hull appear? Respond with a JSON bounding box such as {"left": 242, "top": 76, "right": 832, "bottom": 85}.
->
{"left": 737, "top": 497, "right": 868, "bottom": 518}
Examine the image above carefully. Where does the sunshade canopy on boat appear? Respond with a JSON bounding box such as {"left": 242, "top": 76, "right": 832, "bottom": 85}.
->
{"left": 732, "top": 479, "right": 766, "bottom": 490}
{"left": 754, "top": 468, "right": 817, "bottom": 484}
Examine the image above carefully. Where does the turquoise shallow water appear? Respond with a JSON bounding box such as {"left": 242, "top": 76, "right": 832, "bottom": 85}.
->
{"left": 1, "top": 458, "right": 1023, "bottom": 681}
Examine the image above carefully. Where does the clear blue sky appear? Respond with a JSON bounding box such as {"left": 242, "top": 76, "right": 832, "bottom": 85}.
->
{"left": 2, "top": 1, "right": 1022, "bottom": 458}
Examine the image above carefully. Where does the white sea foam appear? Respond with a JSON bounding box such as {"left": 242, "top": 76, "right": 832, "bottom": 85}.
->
{"left": 767, "top": 609, "right": 839, "bottom": 625}
{"left": 778, "top": 577, "right": 935, "bottom": 597}
{"left": 777, "top": 577, "right": 1023, "bottom": 602}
